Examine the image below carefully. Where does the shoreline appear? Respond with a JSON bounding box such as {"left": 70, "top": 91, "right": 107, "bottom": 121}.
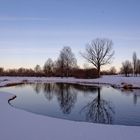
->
{"left": 0, "top": 85, "right": 140, "bottom": 140}
{"left": 0, "top": 76, "right": 140, "bottom": 140}
{"left": 0, "top": 75, "right": 140, "bottom": 89}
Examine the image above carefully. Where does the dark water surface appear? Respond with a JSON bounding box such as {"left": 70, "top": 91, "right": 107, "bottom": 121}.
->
{"left": 1, "top": 83, "right": 140, "bottom": 126}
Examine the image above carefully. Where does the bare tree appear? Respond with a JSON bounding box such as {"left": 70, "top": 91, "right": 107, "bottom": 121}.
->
{"left": 0, "top": 67, "right": 4, "bottom": 76}
{"left": 81, "top": 38, "right": 114, "bottom": 77}
{"left": 121, "top": 60, "right": 133, "bottom": 77}
{"left": 57, "top": 46, "right": 77, "bottom": 77}
{"left": 133, "top": 52, "right": 137, "bottom": 76}
{"left": 136, "top": 59, "right": 140, "bottom": 75}
{"left": 56, "top": 51, "right": 65, "bottom": 77}
{"left": 109, "top": 66, "right": 117, "bottom": 75}
{"left": 34, "top": 64, "right": 41, "bottom": 73}
{"left": 43, "top": 58, "right": 54, "bottom": 76}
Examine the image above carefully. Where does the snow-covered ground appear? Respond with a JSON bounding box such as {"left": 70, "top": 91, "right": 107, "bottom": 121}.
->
{"left": 0, "top": 75, "right": 140, "bottom": 140}
{"left": 0, "top": 92, "right": 140, "bottom": 140}
{"left": 0, "top": 75, "right": 140, "bottom": 88}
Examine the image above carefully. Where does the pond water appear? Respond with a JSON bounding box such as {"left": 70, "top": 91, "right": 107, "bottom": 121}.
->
{"left": 1, "top": 83, "right": 140, "bottom": 126}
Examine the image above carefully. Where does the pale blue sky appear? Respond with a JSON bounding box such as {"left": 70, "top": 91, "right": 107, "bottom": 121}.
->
{"left": 0, "top": 0, "right": 140, "bottom": 70}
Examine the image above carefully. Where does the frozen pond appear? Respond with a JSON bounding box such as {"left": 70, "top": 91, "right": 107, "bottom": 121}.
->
{"left": 1, "top": 83, "right": 140, "bottom": 126}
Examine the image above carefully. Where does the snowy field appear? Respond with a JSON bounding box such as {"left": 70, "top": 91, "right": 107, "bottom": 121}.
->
{"left": 0, "top": 75, "right": 140, "bottom": 140}
{"left": 0, "top": 75, "right": 140, "bottom": 88}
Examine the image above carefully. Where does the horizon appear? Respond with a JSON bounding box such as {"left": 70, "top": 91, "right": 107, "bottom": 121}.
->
{"left": 0, "top": 0, "right": 140, "bottom": 71}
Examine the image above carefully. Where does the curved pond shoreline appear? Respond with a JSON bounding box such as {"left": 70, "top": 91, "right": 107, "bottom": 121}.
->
{"left": 0, "top": 90, "right": 140, "bottom": 140}
{"left": 0, "top": 75, "right": 140, "bottom": 89}
{"left": 5, "top": 83, "right": 140, "bottom": 126}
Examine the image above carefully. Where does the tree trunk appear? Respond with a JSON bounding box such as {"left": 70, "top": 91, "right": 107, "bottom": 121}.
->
{"left": 97, "top": 65, "right": 100, "bottom": 78}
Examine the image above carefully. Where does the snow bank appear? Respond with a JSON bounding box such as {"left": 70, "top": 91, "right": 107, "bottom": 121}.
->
{"left": 0, "top": 92, "right": 140, "bottom": 140}
{"left": 0, "top": 75, "right": 140, "bottom": 88}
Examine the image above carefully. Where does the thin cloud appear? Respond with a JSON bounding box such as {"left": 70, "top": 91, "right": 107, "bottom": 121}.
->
{"left": 0, "top": 46, "right": 59, "bottom": 54}
{"left": 0, "top": 17, "right": 48, "bottom": 21}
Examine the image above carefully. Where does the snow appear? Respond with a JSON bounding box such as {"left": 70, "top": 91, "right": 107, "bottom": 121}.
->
{"left": 0, "top": 92, "right": 140, "bottom": 140}
{"left": 0, "top": 75, "right": 140, "bottom": 88}
{"left": 0, "top": 75, "right": 140, "bottom": 140}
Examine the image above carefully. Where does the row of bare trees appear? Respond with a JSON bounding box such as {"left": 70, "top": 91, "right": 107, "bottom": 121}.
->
{"left": 42, "top": 46, "right": 79, "bottom": 77}
{"left": 0, "top": 38, "right": 116, "bottom": 78}
{"left": 2, "top": 37, "right": 139, "bottom": 78}
{"left": 0, "top": 46, "right": 98, "bottom": 78}
{"left": 120, "top": 52, "right": 140, "bottom": 77}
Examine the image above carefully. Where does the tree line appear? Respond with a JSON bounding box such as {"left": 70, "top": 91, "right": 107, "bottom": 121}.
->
{"left": 120, "top": 52, "right": 140, "bottom": 77}
{"left": 0, "top": 38, "right": 115, "bottom": 78}
{"left": 0, "top": 46, "right": 99, "bottom": 78}
{"left": 0, "top": 38, "right": 138, "bottom": 78}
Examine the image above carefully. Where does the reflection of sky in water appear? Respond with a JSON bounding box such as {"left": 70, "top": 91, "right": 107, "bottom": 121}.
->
{"left": 1, "top": 83, "right": 140, "bottom": 126}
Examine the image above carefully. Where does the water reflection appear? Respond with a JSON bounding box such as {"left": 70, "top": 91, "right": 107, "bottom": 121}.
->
{"left": 80, "top": 88, "right": 114, "bottom": 124}
{"left": 7, "top": 83, "right": 140, "bottom": 126}
{"left": 43, "top": 83, "right": 55, "bottom": 101}
{"left": 133, "top": 92, "right": 140, "bottom": 105}
{"left": 121, "top": 88, "right": 140, "bottom": 105}
{"left": 33, "top": 83, "right": 42, "bottom": 94}
{"left": 55, "top": 84, "right": 77, "bottom": 114}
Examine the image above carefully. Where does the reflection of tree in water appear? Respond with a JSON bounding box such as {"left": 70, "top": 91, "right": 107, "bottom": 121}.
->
{"left": 69, "top": 84, "right": 98, "bottom": 92}
{"left": 43, "top": 83, "right": 54, "bottom": 101}
{"left": 78, "top": 84, "right": 98, "bottom": 97}
{"left": 133, "top": 91, "right": 140, "bottom": 105}
{"left": 33, "top": 83, "right": 42, "bottom": 94}
{"left": 80, "top": 88, "right": 115, "bottom": 124}
{"left": 56, "top": 83, "right": 77, "bottom": 114}
{"left": 121, "top": 89, "right": 140, "bottom": 105}
{"left": 14, "top": 83, "right": 26, "bottom": 88}
{"left": 32, "top": 83, "right": 112, "bottom": 118}
{"left": 32, "top": 83, "right": 55, "bottom": 101}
